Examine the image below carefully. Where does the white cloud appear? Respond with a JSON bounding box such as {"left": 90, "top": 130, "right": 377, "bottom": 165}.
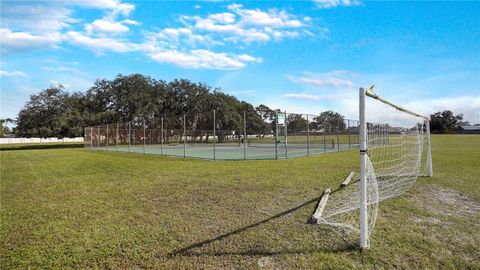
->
{"left": 284, "top": 93, "right": 323, "bottom": 100}
{"left": 1, "top": 1, "right": 309, "bottom": 70}
{"left": 178, "top": 4, "right": 309, "bottom": 44}
{"left": 313, "top": 0, "right": 361, "bottom": 9}
{"left": 407, "top": 96, "right": 480, "bottom": 124}
{"left": 71, "top": 0, "right": 135, "bottom": 16}
{"left": 140, "top": 4, "right": 308, "bottom": 69}
{"left": 209, "top": 12, "right": 236, "bottom": 24}
{"left": 339, "top": 94, "right": 480, "bottom": 125}
{"left": 0, "top": 0, "right": 138, "bottom": 55}
{"left": 41, "top": 66, "right": 83, "bottom": 74}
{"left": 149, "top": 49, "right": 261, "bottom": 70}
{"left": 283, "top": 92, "right": 352, "bottom": 101}
{"left": 65, "top": 31, "right": 135, "bottom": 53}
{"left": 228, "top": 4, "right": 304, "bottom": 28}
{"left": 82, "top": 0, "right": 140, "bottom": 35}
{"left": 0, "top": 4, "right": 76, "bottom": 33}
{"left": 287, "top": 71, "right": 355, "bottom": 88}
{"left": 0, "top": 28, "right": 63, "bottom": 54}
{"left": 0, "top": 69, "right": 29, "bottom": 78}
{"left": 85, "top": 19, "right": 130, "bottom": 34}
{"left": 237, "top": 54, "right": 261, "bottom": 62}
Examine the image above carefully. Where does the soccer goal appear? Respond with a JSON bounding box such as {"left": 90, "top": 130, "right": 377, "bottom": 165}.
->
{"left": 310, "top": 87, "right": 432, "bottom": 249}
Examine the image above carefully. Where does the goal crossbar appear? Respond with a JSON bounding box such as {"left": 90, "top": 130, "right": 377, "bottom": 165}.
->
{"left": 365, "top": 89, "right": 429, "bottom": 120}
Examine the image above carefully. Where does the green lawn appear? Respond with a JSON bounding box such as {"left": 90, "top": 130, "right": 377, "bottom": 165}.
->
{"left": 1, "top": 135, "right": 479, "bottom": 269}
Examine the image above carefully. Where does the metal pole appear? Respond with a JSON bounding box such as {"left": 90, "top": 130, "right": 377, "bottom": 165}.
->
{"left": 90, "top": 126, "right": 93, "bottom": 150}
{"left": 143, "top": 119, "right": 146, "bottom": 154}
{"left": 128, "top": 121, "right": 131, "bottom": 153}
{"left": 106, "top": 124, "right": 109, "bottom": 151}
{"left": 116, "top": 123, "right": 119, "bottom": 152}
{"left": 243, "top": 110, "right": 247, "bottom": 160}
{"left": 337, "top": 118, "right": 340, "bottom": 152}
{"left": 132, "top": 121, "right": 135, "bottom": 149}
{"left": 348, "top": 120, "right": 351, "bottom": 149}
{"left": 183, "top": 114, "right": 186, "bottom": 158}
{"left": 307, "top": 115, "right": 310, "bottom": 155}
{"left": 275, "top": 110, "right": 278, "bottom": 160}
{"left": 213, "top": 110, "right": 216, "bottom": 160}
{"left": 359, "top": 87, "right": 369, "bottom": 249}
{"left": 426, "top": 120, "right": 433, "bottom": 177}
{"left": 323, "top": 124, "right": 326, "bottom": 153}
{"left": 97, "top": 126, "right": 100, "bottom": 150}
{"left": 285, "top": 111, "right": 288, "bottom": 158}
{"left": 160, "top": 116, "right": 164, "bottom": 156}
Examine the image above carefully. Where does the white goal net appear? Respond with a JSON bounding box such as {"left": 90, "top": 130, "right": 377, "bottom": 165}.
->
{"left": 311, "top": 88, "right": 432, "bottom": 249}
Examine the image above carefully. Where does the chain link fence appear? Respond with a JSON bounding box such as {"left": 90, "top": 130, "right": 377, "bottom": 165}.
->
{"left": 84, "top": 110, "right": 359, "bottom": 160}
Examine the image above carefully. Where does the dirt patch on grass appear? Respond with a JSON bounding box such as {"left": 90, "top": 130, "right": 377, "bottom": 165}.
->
{"left": 413, "top": 185, "right": 480, "bottom": 218}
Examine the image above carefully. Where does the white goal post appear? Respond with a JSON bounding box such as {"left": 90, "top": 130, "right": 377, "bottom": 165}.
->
{"left": 308, "top": 87, "right": 433, "bottom": 249}
{"left": 359, "top": 87, "right": 433, "bottom": 249}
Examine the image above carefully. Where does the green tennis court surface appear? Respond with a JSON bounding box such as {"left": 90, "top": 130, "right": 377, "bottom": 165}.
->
{"left": 91, "top": 143, "right": 358, "bottom": 160}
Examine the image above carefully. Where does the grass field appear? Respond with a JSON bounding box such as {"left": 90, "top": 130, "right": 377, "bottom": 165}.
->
{"left": 1, "top": 135, "right": 479, "bottom": 269}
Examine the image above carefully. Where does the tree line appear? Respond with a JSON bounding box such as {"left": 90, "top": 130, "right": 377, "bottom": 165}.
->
{"left": 5, "top": 74, "right": 347, "bottom": 138}
{"left": 4, "top": 73, "right": 469, "bottom": 138}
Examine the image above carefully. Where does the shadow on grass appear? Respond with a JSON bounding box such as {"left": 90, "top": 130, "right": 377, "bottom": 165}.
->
{"left": 168, "top": 187, "right": 357, "bottom": 257}
{"left": 0, "top": 143, "right": 84, "bottom": 151}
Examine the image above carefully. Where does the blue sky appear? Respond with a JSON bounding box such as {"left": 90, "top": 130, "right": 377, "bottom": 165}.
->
{"left": 1, "top": 0, "right": 479, "bottom": 124}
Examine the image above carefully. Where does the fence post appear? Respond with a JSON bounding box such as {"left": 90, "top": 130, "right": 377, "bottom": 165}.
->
{"left": 128, "top": 121, "right": 131, "bottom": 153}
{"left": 90, "top": 126, "right": 93, "bottom": 150}
{"left": 337, "top": 118, "right": 340, "bottom": 152}
{"left": 243, "top": 110, "right": 247, "bottom": 160}
{"left": 213, "top": 110, "right": 216, "bottom": 160}
{"left": 285, "top": 111, "right": 288, "bottom": 159}
{"left": 143, "top": 119, "right": 146, "bottom": 154}
{"left": 183, "top": 114, "right": 186, "bottom": 158}
{"left": 275, "top": 110, "right": 278, "bottom": 160}
{"left": 161, "top": 116, "right": 164, "bottom": 156}
{"left": 323, "top": 124, "right": 326, "bottom": 153}
{"left": 116, "top": 123, "right": 119, "bottom": 152}
{"left": 132, "top": 121, "right": 135, "bottom": 149}
{"left": 307, "top": 114, "right": 310, "bottom": 156}
{"left": 348, "top": 120, "right": 351, "bottom": 149}
{"left": 97, "top": 126, "right": 100, "bottom": 150}
{"left": 106, "top": 124, "right": 109, "bottom": 151}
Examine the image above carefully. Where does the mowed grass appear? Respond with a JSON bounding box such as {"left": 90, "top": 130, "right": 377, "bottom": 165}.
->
{"left": 1, "top": 135, "right": 479, "bottom": 269}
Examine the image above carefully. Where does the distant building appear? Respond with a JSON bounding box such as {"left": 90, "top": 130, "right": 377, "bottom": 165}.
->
{"left": 458, "top": 125, "right": 480, "bottom": 134}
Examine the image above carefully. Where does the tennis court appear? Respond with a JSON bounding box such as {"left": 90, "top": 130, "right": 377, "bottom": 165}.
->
{"left": 94, "top": 142, "right": 358, "bottom": 160}
{"left": 85, "top": 110, "right": 360, "bottom": 160}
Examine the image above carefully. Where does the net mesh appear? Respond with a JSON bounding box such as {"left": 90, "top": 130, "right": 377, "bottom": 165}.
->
{"left": 315, "top": 96, "right": 428, "bottom": 247}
